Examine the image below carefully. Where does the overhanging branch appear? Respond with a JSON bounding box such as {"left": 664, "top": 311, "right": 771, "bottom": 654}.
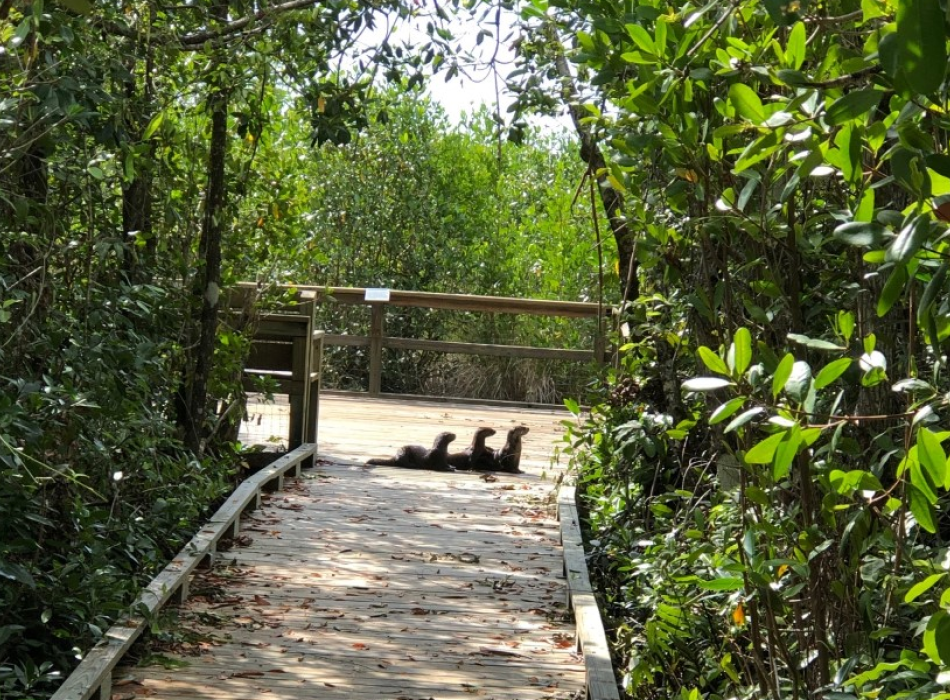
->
{"left": 180, "top": 0, "right": 321, "bottom": 46}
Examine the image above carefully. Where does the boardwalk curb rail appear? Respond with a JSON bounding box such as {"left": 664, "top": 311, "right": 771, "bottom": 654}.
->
{"left": 558, "top": 485, "right": 622, "bottom": 700}
{"left": 49, "top": 443, "right": 318, "bottom": 700}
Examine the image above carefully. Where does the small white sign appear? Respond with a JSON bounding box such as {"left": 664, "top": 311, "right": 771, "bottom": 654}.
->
{"left": 364, "top": 287, "right": 391, "bottom": 302}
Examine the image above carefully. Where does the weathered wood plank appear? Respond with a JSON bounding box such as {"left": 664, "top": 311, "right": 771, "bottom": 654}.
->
{"left": 559, "top": 485, "right": 621, "bottom": 700}
{"left": 294, "top": 284, "right": 609, "bottom": 318}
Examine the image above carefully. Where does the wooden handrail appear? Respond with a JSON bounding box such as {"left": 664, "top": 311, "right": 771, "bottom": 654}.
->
{"left": 236, "top": 283, "right": 611, "bottom": 319}
{"left": 236, "top": 283, "right": 613, "bottom": 402}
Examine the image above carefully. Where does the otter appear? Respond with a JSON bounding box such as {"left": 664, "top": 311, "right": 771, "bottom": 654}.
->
{"left": 474, "top": 426, "right": 530, "bottom": 473}
{"left": 447, "top": 427, "right": 497, "bottom": 470}
{"left": 366, "top": 431, "right": 457, "bottom": 471}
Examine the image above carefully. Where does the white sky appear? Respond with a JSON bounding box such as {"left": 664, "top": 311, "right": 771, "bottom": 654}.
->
{"left": 376, "top": 7, "right": 521, "bottom": 124}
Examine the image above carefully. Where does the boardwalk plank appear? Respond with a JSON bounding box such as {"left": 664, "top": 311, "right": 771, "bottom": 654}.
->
{"left": 116, "top": 396, "right": 585, "bottom": 700}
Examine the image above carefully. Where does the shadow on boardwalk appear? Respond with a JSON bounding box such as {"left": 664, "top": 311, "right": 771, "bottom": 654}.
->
{"left": 117, "top": 397, "right": 584, "bottom": 700}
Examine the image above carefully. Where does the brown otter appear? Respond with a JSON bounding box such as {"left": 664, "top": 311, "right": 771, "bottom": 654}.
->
{"left": 447, "top": 427, "right": 497, "bottom": 470}
{"left": 474, "top": 426, "right": 530, "bottom": 473}
{"left": 366, "top": 431, "right": 457, "bottom": 471}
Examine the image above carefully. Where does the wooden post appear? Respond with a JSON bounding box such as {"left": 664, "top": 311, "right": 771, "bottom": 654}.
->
{"left": 368, "top": 303, "right": 384, "bottom": 396}
{"left": 593, "top": 319, "right": 606, "bottom": 365}
{"left": 304, "top": 331, "right": 323, "bottom": 462}
{"left": 288, "top": 334, "right": 307, "bottom": 448}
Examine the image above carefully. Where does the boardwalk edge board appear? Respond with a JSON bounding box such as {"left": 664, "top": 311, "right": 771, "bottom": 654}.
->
{"left": 558, "top": 485, "right": 622, "bottom": 700}
{"left": 49, "top": 443, "right": 318, "bottom": 700}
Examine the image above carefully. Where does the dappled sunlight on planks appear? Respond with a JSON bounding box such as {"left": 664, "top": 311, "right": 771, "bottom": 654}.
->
{"left": 119, "top": 397, "right": 584, "bottom": 700}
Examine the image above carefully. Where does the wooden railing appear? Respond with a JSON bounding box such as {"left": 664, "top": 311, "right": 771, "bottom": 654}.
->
{"left": 238, "top": 284, "right": 612, "bottom": 400}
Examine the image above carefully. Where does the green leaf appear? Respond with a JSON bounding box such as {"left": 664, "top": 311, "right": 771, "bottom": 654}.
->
{"left": 785, "top": 361, "right": 812, "bottom": 401}
{"left": 0, "top": 562, "right": 35, "bottom": 589}
{"left": 838, "top": 310, "right": 856, "bottom": 342}
{"left": 773, "top": 353, "right": 795, "bottom": 399}
{"left": 142, "top": 112, "right": 165, "bottom": 140}
{"left": 785, "top": 22, "right": 806, "bottom": 69}
{"left": 735, "top": 131, "right": 780, "bottom": 172}
{"left": 698, "top": 577, "right": 745, "bottom": 591}
{"left": 917, "top": 262, "right": 948, "bottom": 324}
{"left": 895, "top": 0, "right": 948, "bottom": 96}
{"left": 814, "top": 358, "right": 852, "bottom": 390}
{"left": 776, "top": 69, "right": 808, "bottom": 86}
{"left": 926, "top": 153, "right": 950, "bottom": 179}
{"left": 892, "top": 378, "right": 934, "bottom": 394}
{"left": 733, "top": 327, "right": 752, "bottom": 376}
{"left": 564, "top": 398, "right": 580, "bottom": 416}
{"left": 682, "top": 377, "right": 733, "bottom": 392}
{"left": 830, "top": 469, "right": 883, "bottom": 494}
{"left": 904, "top": 572, "right": 946, "bottom": 603}
{"left": 887, "top": 215, "right": 930, "bottom": 264}
{"left": 877, "top": 264, "right": 908, "bottom": 317}
{"left": 846, "top": 659, "right": 910, "bottom": 688}
{"left": 923, "top": 610, "right": 950, "bottom": 664}
{"left": 745, "top": 431, "right": 787, "bottom": 465}
{"left": 626, "top": 23, "right": 656, "bottom": 54}
{"left": 908, "top": 484, "right": 937, "bottom": 533}
{"left": 855, "top": 189, "right": 875, "bottom": 223}
{"left": 833, "top": 221, "right": 887, "bottom": 247}
{"left": 773, "top": 425, "right": 802, "bottom": 481}
{"left": 710, "top": 397, "right": 747, "bottom": 425}
{"left": 729, "top": 83, "right": 766, "bottom": 125}
{"left": 725, "top": 407, "right": 765, "bottom": 433}
{"left": 917, "top": 427, "right": 947, "bottom": 488}
{"left": 862, "top": 0, "right": 887, "bottom": 21}
{"left": 698, "top": 346, "right": 730, "bottom": 375}
{"left": 825, "top": 89, "right": 886, "bottom": 126}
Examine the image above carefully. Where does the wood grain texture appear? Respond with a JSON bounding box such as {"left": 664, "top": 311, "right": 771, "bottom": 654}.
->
{"left": 117, "top": 396, "right": 587, "bottom": 700}
{"left": 558, "top": 486, "right": 621, "bottom": 700}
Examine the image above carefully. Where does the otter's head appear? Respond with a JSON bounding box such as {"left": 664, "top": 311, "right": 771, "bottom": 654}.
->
{"left": 475, "top": 427, "right": 497, "bottom": 438}
{"left": 433, "top": 431, "right": 457, "bottom": 448}
{"left": 509, "top": 426, "right": 530, "bottom": 439}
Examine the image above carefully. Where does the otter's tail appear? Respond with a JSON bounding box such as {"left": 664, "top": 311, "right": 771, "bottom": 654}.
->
{"left": 366, "top": 457, "right": 398, "bottom": 466}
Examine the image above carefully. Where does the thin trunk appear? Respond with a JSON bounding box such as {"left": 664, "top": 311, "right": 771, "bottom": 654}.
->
{"left": 544, "top": 24, "right": 637, "bottom": 300}
{"left": 184, "top": 0, "right": 230, "bottom": 454}
{"left": 122, "top": 17, "right": 155, "bottom": 280}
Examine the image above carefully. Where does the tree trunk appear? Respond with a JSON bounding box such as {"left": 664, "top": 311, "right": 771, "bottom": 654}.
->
{"left": 183, "top": 0, "right": 230, "bottom": 454}
{"left": 544, "top": 24, "right": 638, "bottom": 301}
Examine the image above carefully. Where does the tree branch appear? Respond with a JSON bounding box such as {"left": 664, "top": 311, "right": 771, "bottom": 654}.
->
{"left": 797, "top": 64, "right": 882, "bottom": 88}
{"left": 180, "top": 0, "right": 321, "bottom": 46}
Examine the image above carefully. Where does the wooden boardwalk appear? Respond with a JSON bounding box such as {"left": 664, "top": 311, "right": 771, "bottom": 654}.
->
{"left": 117, "top": 395, "right": 585, "bottom": 700}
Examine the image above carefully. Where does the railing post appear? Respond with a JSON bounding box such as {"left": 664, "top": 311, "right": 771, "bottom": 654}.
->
{"left": 594, "top": 318, "right": 606, "bottom": 365}
{"left": 368, "top": 303, "right": 384, "bottom": 396}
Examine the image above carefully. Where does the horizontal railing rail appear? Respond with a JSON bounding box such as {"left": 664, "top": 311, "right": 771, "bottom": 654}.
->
{"left": 236, "top": 283, "right": 613, "bottom": 402}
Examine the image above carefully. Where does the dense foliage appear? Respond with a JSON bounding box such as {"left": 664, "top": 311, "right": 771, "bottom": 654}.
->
{"left": 0, "top": 2, "right": 607, "bottom": 696}
{"left": 533, "top": 0, "right": 950, "bottom": 697}
{"left": 242, "top": 98, "right": 610, "bottom": 397}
